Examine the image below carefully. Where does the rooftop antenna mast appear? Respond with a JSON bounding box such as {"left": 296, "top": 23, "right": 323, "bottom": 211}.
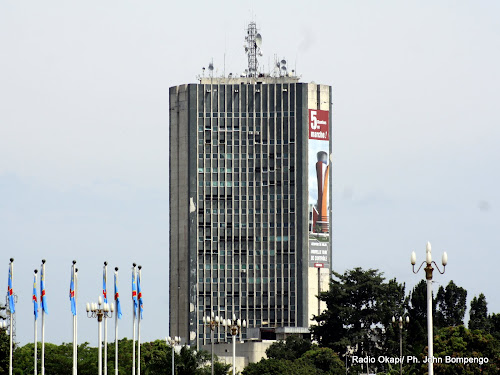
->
{"left": 244, "top": 22, "right": 263, "bottom": 77}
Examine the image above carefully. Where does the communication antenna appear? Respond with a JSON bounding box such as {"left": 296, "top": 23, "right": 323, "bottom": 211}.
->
{"left": 276, "top": 58, "right": 287, "bottom": 76}
{"left": 244, "top": 22, "right": 263, "bottom": 77}
{"left": 208, "top": 60, "right": 214, "bottom": 78}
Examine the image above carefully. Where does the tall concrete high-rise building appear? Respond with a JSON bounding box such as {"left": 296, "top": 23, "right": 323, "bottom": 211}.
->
{"left": 169, "top": 22, "right": 332, "bottom": 347}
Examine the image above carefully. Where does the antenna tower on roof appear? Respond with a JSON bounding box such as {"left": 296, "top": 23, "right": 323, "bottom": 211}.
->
{"left": 244, "top": 22, "right": 262, "bottom": 77}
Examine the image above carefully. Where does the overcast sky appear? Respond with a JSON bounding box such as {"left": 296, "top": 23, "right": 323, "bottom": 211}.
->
{"left": 1, "top": 1, "right": 499, "bottom": 346}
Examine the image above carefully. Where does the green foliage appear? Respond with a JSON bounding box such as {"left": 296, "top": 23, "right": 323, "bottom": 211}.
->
{"left": 469, "top": 293, "right": 489, "bottom": 332}
{"left": 0, "top": 326, "right": 10, "bottom": 375}
{"left": 265, "top": 335, "right": 312, "bottom": 361}
{"left": 435, "top": 280, "right": 467, "bottom": 328}
{"left": 13, "top": 341, "right": 98, "bottom": 375}
{"left": 243, "top": 346, "right": 344, "bottom": 375}
{"left": 407, "top": 280, "right": 432, "bottom": 355}
{"left": 426, "top": 326, "right": 500, "bottom": 374}
{"left": 298, "top": 347, "right": 345, "bottom": 375}
{"left": 489, "top": 313, "right": 500, "bottom": 341}
{"left": 11, "top": 339, "right": 229, "bottom": 375}
{"left": 311, "top": 267, "right": 406, "bottom": 372}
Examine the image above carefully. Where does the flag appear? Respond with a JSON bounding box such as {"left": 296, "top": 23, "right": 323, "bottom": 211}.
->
{"left": 69, "top": 266, "right": 76, "bottom": 316}
{"left": 132, "top": 268, "right": 138, "bottom": 318}
{"left": 7, "top": 263, "right": 15, "bottom": 313}
{"left": 40, "top": 264, "right": 48, "bottom": 314}
{"left": 114, "top": 273, "right": 122, "bottom": 319}
{"left": 33, "top": 274, "right": 39, "bottom": 320}
{"left": 103, "top": 266, "right": 108, "bottom": 303}
{"left": 137, "top": 271, "right": 143, "bottom": 320}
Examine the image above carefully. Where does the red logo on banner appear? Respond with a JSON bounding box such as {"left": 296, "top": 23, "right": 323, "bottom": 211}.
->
{"left": 314, "top": 263, "right": 324, "bottom": 268}
{"left": 309, "top": 109, "right": 329, "bottom": 140}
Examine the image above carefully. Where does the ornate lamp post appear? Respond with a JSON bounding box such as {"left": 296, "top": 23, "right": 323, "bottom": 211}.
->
{"left": 166, "top": 336, "right": 181, "bottom": 375}
{"left": 203, "top": 312, "right": 221, "bottom": 375}
{"left": 86, "top": 296, "right": 114, "bottom": 375}
{"left": 223, "top": 314, "right": 246, "bottom": 375}
{"left": 392, "top": 316, "right": 409, "bottom": 375}
{"left": 411, "top": 241, "right": 447, "bottom": 375}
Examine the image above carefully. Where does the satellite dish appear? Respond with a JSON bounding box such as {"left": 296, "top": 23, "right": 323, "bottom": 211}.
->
{"left": 281, "top": 59, "right": 286, "bottom": 65}
{"left": 208, "top": 63, "right": 214, "bottom": 71}
{"left": 255, "top": 33, "right": 262, "bottom": 47}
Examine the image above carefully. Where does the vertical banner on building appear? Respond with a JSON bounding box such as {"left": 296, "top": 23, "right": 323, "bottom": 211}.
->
{"left": 308, "top": 109, "right": 331, "bottom": 268}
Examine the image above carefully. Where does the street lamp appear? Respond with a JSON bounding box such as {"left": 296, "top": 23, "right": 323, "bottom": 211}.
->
{"left": 203, "top": 312, "right": 221, "bottom": 375}
{"left": 166, "top": 336, "right": 181, "bottom": 375}
{"left": 392, "top": 316, "right": 409, "bottom": 375}
{"left": 86, "top": 296, "right": 114, "bottom": 375}
{"left": 223, "top": 314, "right": 246, "bottom": 375}
{"left": 411, "top": 241, "right": 447, "bottom": 375}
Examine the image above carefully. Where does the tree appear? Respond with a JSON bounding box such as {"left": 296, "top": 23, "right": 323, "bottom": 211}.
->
{"left": 242, "top": 347, "right": 345, "bottom": 375}
{"left": 311, "top": 268, "right": 406, "bottom": 374}
{"left": 0, "top": 323, "right": 9, "bottom": 375}
{"left": 407, "top": 280, "right": 433, "bottom": 356}
{"left": 265, "top": 335, "right": 312, "bottom": 361}
{"left": 489, "top": 313, "right": 500, "bottom": 341}
{"left": 11, "top": 339, "right": 229, "bottom": 375}
{"left": 435, "top": 280, "right": 467, "bottom": 328}
{"left": 297, "top": 347, "right": 345, "bottom": 375}
{"left": 424, "top": 326, "right": 500, "bottom": 374}
{"left": 242, "top": 358, "right": 307, "bottom": 375}
{"left": 311, "top": 268, "right": 405, "bottom": 353}
{"left": 469, "top": 293, "right": 489, "bottom": 332}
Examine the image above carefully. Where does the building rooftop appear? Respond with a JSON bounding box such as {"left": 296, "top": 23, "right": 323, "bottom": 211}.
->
{"left": 198, "top": 75, "right": 300, "bottom": 85}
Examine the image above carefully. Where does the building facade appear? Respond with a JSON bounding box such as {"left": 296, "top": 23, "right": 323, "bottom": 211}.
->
{"left": 169, "top": 76, "right": 332, "bottom": 347}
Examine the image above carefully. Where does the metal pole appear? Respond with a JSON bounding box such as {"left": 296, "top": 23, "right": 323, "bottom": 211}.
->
{"left": 104, "top": 263, "right": 108, "bottom": 375}
{"left": 98, "top": 317, "right": 103, "bottom": 375}
{"left": 171, "top": 345, "right": 175, "bottom": 375}
{"left": 73, "top": 315, "right": 76, "bottom": 375}
{"left": 132, "top": 264, "right": 136, "bottom": 375}
{"left": 232, "top": 334, "right": 236, "bottom": 375}
{"left": 399, "top": 324, "right": 402, "bottom": 375}
{"left": 72, "top": 264, "right": 76, "bottom": 375}
{"left": 104, "top": 306, "right": 108, "bottom": 375}
{"left": 34, "top": 272, "right": 38, "bottom": 375}
{"left": 9, "top": 311, "right": 13, "bottom": 375}
{"left": 211, "top": 329, "right": 214, "bottom": 375}
{"left": 9, "top": 260, "right": 13, "bottom": 375}
{"left": 427, "top": 279, "right": 434, "bottom": 375}
{"left": 75, "top": 267, "right": 78, "bottom": 375}
{"left": 41, "top": 309, "right": 45, "bottom": 375}
{"left": 132, "top": 314, "right": 136, "bottom": 375}
{"left": 115, "top": 301, "right": 118, "bottom": 375}
{"left": 137, "top": 314, "right": 141, "bottom": 375}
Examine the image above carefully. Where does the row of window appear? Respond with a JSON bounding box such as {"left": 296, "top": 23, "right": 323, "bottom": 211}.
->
{"left": 197, "top": 277, "right": 295, "bottom": 284}
{"left": 198, "top": 112, "right": 296, "bottom": 118}
{"left": 200, "top": 208, "right": 292, "bottom": 214}
{"left": 199, "top": 262, "right": 294, "bottom": 270}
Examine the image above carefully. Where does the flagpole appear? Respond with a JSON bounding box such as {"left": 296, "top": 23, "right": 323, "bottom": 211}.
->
{"left": 114, "top": 267, "right": 119, "bottom": 375}
{"left": 34, "top": 270, "right": 38, "bottom": 375}
{"left": 104, "top": 262, "right": 108, "bottom": 375}
{"left": 75, "top": 267, "right": 79, "bottom": 375}
{"left": 132, "top": 263, "right": 136, "bottom": 375}
{"left": 41, "top": 259, "right": 46, "bottom": 375}
{"left": 72, "top": 262, "right": 76, "bottom": 375}
{"left": 9, "top": 258, "right": 14, "bottom": 375}
{"left": 137, "top": 265, "right": 142, "bottom": 375}
{"left": 71, "top": 261, "right": 77, "bottom": 375}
